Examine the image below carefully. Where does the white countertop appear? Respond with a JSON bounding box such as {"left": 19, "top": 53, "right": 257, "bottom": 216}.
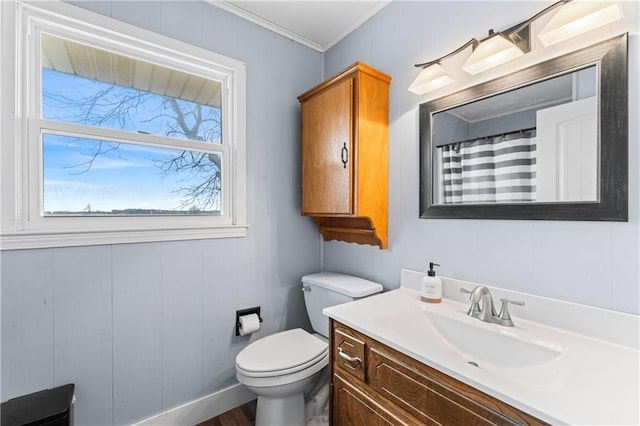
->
{"left": 323, "top": 270, "right": 640, "bottom": 425}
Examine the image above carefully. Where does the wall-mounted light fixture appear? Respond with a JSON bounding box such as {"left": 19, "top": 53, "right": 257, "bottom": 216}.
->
{"left": 538, "top": 0, "right": 623, "bottom": 46}
{"left": 409, "top": 0, "right": 623, "bottom": 95}
{"left": 462, "top": 29, "right": 527, "bottom": 75}
{"left": 408, "top": 63, "right": 455, "bottom": 94}
{"left": 409, "top": 38, "right": 477, "bottom": 94}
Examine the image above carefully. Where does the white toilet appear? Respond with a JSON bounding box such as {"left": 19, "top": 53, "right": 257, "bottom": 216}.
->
{"left": 235, "top": 272, "right": 383, "bottom": 426}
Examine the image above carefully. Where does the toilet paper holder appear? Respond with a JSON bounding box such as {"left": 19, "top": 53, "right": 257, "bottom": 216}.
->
{"left": 235, "top": 306, "right": 263, "bottom": 336}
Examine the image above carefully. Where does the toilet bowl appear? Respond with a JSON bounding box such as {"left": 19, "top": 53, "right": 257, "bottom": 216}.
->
{"left": 236, "top": 329, "right": 328, "bottom": 426}
{"left": 235, "top": 272, "right": 383, "bottom": 426}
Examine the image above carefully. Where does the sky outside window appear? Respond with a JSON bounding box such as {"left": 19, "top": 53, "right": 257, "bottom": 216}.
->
{"left": 42, "top": 134, "right": 222, "bottom": 215}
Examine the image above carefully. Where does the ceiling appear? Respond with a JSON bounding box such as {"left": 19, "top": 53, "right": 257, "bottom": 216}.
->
{"left": 208, "top": 0, "right": 391, "bottom": 52}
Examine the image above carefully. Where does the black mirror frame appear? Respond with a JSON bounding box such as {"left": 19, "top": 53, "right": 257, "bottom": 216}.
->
{"left": 420, "top": 33, "right": 628, "bottom": 221}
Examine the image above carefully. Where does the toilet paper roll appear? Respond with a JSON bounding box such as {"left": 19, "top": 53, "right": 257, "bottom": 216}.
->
{"left": 238, "top": 313, "right": 261, "bottom": 336}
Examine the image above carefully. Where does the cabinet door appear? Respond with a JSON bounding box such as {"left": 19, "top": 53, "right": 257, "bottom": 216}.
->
{"left": 333, "top": 374, "right": 405, "bottom": 426}
{"left": 301, "top": 77, "right": 353, "bottom": 215}
{"left": 368, "top": 348, "right": 519, "bottom": 425}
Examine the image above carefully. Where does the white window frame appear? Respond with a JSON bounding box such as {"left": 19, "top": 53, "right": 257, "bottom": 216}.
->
{"left": 1, "top": 1, "right": 247, "bottom": 250}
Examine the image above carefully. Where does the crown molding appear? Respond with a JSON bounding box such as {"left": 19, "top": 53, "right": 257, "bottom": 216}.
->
{"left": 205, "top": 0, "right": 323, "bottom": 52}
{"left": 205, "top": 0, "right": 391, "bottom": 53}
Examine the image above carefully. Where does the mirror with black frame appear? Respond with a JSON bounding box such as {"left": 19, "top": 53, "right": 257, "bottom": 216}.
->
{"left": 419, "top": 33, "right": 628, "bottom": 221}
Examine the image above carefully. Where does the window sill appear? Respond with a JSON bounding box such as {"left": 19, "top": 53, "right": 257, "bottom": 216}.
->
{"left": 0, "top": 225, "right": 248, "bottom": 250}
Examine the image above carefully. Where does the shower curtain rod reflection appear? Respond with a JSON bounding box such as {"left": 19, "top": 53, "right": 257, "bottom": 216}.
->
{"left": 439, "top": 126, "right": 537, "bottom": 148}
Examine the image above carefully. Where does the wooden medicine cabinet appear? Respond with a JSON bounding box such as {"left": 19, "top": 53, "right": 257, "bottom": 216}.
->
{"left": 298, "top": 62, "right": 391, "bottom": 249}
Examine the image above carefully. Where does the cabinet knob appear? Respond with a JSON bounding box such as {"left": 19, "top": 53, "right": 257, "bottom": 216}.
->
{"left": 340, "top": 143, "right": 348, "bottom": 168}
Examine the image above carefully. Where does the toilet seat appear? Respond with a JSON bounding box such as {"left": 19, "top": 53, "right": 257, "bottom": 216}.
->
{"left": 236, "top": 328, "right": 328, "bottom": 378}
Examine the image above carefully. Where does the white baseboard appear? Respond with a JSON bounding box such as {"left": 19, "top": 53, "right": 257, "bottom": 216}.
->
{"left": 132, "top": 383, "right": 256, "bottom": 426}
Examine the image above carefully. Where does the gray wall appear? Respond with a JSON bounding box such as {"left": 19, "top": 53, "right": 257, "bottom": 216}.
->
{"left": 468, "top": 108, "right": 537, "bottom": 140}
{"left": 434, "top": 108, "right": 539, "bottom": 146}
{"left": 1, "top": 1, "right": 322, "bottom": 424}
{"left": 322, "top": 1, "right": 640, "bottom": 315}
{"left": 433, "top": 111, "right": 469, "bottom": 146}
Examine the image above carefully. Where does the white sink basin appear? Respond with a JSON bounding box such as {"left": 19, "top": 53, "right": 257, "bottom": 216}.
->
{"left": 374, "top": 305, "right": 564, "bottom": 373}
{"left": 427, "top": 311, "right": 564, "bottom": 368}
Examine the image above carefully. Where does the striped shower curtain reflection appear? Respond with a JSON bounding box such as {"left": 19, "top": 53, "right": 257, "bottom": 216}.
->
{"left": 441, "top": 132, "right": 537, "bottom": 204}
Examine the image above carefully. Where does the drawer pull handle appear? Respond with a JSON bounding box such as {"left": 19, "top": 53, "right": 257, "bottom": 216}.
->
{"left": 338, "top": 347, "right": 361, "bottom": 366}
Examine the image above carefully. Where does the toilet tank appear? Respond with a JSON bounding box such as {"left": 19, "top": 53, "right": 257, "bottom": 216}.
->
{"left": 301, "top": 272, "right": 383, "bottom": 338}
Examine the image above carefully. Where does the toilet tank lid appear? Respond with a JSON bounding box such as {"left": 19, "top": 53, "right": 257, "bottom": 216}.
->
{"left": 301, "top": 272, "right": 383, "bottom": 298}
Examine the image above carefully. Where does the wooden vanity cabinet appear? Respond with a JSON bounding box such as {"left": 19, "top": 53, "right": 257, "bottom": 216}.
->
{"left": 330, "top": 319, "right": 547, "bottom": 426}
{"left": 298, "top": 62, "right": 391, "bottom": 249}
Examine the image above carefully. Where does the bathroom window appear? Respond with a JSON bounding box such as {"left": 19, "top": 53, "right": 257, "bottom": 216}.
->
{"left": 1, "top": 1, "right": 247, "bottom": 249}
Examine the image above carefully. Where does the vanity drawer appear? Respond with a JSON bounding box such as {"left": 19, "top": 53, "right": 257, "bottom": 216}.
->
{"left": 333, "top": 326, "right": 366, "bottom": 381}
{"left": 368, "top": 347, "right": 523, "bottom": 426}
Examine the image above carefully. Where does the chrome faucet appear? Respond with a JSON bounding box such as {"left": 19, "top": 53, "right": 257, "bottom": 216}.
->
{"left": 460, "top": 286, "right": 524, "bottom": 327}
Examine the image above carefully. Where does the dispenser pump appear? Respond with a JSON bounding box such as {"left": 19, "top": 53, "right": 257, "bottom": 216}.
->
{"left": 428, "top": 262, "right": 440, "bottom": 277}
{"left": 421, "top": 261, "right": 442, "bottom": 303}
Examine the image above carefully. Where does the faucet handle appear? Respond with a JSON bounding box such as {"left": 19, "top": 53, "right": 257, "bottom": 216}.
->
{"left": 459, "top": 287, "right": 472, "bottom": 296}
{"left": 498, "top": 298, "right": 525, "bottom": 322}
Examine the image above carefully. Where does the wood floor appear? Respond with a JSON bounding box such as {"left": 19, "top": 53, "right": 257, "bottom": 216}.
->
{"left": 196, "top": 399, "right": 257, "bottom": 426}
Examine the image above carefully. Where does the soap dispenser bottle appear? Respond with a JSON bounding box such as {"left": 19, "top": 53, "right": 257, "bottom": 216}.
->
{"left": 421, "top": 262, "right": 442, "bottom": 303}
